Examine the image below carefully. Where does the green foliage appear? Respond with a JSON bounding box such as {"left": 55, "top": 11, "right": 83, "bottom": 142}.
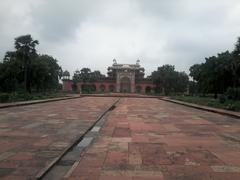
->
{"left": 31, "top": 55, "right": 62, "bottom": 91}
{"left": 0, "top": 34, "right": 62, "bottom": 94}
{"left": 225, "top": 103, "right": 236, "bottom": 111}
{"left": 14, "top": 35, "right": 39, "bottom": 93}
{"left": 0, "top": 92, "right": 67, "bottom": 103}
{"left": 0, "top": 60, "right": 19, "bottom": 92}
{"left": 73, "top": 68, "right": 105, "bottom": 83}
{"left": 226, "top": 87, "right": 240, "bottom": 100}
{"left": 72, "top": 67, "right": 105, "bottom": 94}
{"left": 189, "top": 81, "right": 198, "bottom": 95}
{"left": 152, "top": 65, "right": 189, "bottom": 95}
{"left": 207, "top": 100, "right": 217, "bottom": 107}
{"left": 190, "top": 51, "right": 233, "bottom": 96}
{"left": 172, "top": 96, "right": 240, "bottom": 112}
{"left": 189, "top": 37, "right": 240, "bottom": 97}
{"left": 0, "top": 93, "right": 10, "bottom": 103}
{"left": 219, "top": 94, "right": 226, "bottom": 104}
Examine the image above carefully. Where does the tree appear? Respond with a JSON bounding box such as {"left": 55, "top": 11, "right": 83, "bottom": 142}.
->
{"left": 152, "top": 65, "right": 175, "bottom": 94}
{"left": 73, "top": 68, "right": 105, "bottom": 83}
{"left": 152, "top": 65, "right": 189, "bottom": 95}
{"left": 175, "top": 72, "right": 189, "bottom": 93}
{"left": 189, "top": 64, "right": 202, "bottom": 82}
{"left": 31, "top": 55, "right": 61, "bottom": 91}
{"left": 91, "top": 70, "right": 105, "bottom": 81}
{"left": 0, "top": 34, "right": 62, "bottom": 93}
{"left": 72, "top": 68, "right": 105, "bottom": 93}
{"left": 14, "top": 34, "right": 39, "bottom": 93}
{"left": 3, "top": 51, "right": 16, "bottom": 62}
{"left": 189, "top": 51, "right": 233, "bottom": 98}
{"left": 0, "top": 52, "right": 22, "bottom": 92}
{"left": 80, "top": 68, "right": 91, "bottom": 82}
{"left": 231, "top": 37, "right": 240, "bottom": 88}
{"left": 189, "top": 81, "right": 198, "bottom": 96}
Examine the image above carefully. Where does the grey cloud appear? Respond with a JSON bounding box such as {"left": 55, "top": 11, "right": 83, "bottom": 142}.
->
{"left": 31, "top": 0, "right": 92, "bottom": 42}
{"left": 1, "top": 0, "right": 240, "bottom": 76}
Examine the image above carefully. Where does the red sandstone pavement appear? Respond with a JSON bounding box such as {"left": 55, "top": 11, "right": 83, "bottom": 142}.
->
{"left": 1, "top": 97, "right": 240, "bottom": 180}
{"left": 68, "top": 98, "right": 240, "bottom": 180}
{"left": 0, "top": 97, "right": 117, "bottom": 179}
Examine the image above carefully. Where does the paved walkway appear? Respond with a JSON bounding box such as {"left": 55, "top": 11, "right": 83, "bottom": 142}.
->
{"left": 1, "top": 97, "right": 240, "bottom": 179}
{"left": 0, "top": 97, "right": 117, "bottom": 179}
{"left": 68, "top": 98, "right": 240, "bottom": 180}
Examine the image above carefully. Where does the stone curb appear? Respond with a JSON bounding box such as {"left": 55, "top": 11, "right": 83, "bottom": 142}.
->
{"left": 161, "top": 98, "right": 240, "bottom": 119}
{"left": 80, "top": 93, "right": 163, "bottom": 99}
{"left": 0, "top": 96, "right": 81, "bottom": 109}
{"left": 0, "top": 93, "right": 162, "bottom": 109}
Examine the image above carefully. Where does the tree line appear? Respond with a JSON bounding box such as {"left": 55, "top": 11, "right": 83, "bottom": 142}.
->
{"left": 72, "top": 68, "right": 105, "bottom": 83}
{"left": 1, "top": 34, "right": 240, "bottom": 99}
{"left": 70, "top": 68, "right": 106, "bottom": 92}
{"left": 0, "top": 35, "right": 62, "bottom": 93}
{"left": 189, "top": 37, "right": 240, "bottom": 99}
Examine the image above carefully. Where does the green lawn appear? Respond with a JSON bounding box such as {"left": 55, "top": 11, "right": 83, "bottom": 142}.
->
{"left": 171, "top": 96, "right": 240, "bottom": 112}
{"left": 0, "top": 92, "right": 69, "bottom": 103}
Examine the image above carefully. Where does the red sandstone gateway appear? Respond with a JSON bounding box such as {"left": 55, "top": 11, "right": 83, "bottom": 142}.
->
{"left": 62, "top": 60, "right": 155, "bottom": 93}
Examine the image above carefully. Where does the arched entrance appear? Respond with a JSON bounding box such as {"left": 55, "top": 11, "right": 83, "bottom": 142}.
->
{"left": 120, "top": 77, "right": 131, "bottom": 93}
{"left": 145, "top": 86, "right": 152, "bottom": 94}
{"left": 109, "top": 85, "right": 115, "bottom": 92}
{"left": 99, "top": 84, "right": 106, "bottom": 92}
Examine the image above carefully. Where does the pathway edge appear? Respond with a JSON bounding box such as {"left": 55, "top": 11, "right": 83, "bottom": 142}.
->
{"left": 0, "top": 96, "right": 81, "bottom": 109}
{"left": 161, "top": 97, "right": 240, "bottom": 119}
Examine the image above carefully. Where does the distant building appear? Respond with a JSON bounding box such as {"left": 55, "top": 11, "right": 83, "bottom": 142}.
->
{"left": 62, "top": 60, "right": 155, "bottom": 93}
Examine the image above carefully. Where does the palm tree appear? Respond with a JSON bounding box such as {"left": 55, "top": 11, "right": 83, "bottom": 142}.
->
{"left": 14, "top": 34, "right": 39, "bottom": 93}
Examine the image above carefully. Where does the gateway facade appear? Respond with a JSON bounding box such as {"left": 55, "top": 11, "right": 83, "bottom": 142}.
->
{"left": 62, "top": 60, "right": 155, "bottom": 93}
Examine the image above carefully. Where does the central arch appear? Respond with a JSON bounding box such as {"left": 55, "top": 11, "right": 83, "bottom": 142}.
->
{"left": 120, "top": 77, "right": 131, "bottom": 93}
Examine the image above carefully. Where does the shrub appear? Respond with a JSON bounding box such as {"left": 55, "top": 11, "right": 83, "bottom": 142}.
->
{"left": 219, "top": 94, "right": 226, "bottom": 104}
{"left": 0, "top": 93, "right": 10, "bottom": 103}
{"left": 225, "top": 103, "right": 236, "bottom": 111}
{"left": 14, "top": 93, "right": 33, "bottom": 101}
{"left": 207, "top": 100, "right": 216, "bottom": 106}
{"left": 226, "top": 87, "right": 240, "bottom": 100}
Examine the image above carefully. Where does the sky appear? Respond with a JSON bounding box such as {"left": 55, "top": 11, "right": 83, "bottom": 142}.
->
{"left": 1, "top": 0, "right": 240, "bottom": 76}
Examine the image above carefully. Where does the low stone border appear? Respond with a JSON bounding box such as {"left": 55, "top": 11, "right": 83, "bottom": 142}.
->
{"left": 161, "top": 98, "right": 240, "bottom": 119}
{"left": 80, "top": 93, "right": 163, "bottom": 99}
{"left": 0, "top": 95, "right": 81, "bottom": 109}
{"left": 0, "top": 94, "right": 162, "bottom": 109}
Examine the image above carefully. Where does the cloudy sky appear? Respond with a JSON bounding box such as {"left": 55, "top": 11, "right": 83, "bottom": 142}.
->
{"left": 1, "top": 0, "right": 240, "bottom": 76}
